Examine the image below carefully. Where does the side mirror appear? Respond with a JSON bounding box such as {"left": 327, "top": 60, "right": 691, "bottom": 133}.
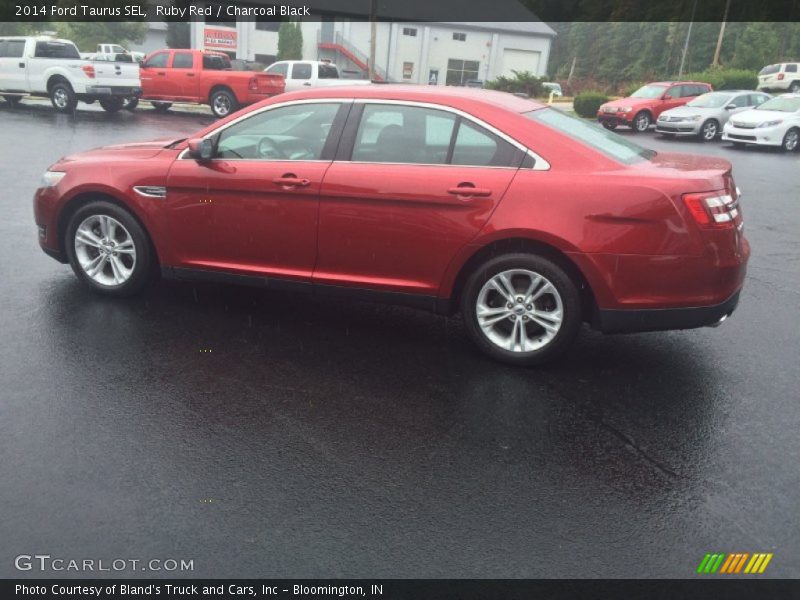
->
{"left": 187, "top": 138, "right": 214, "bottom": 161}
{"left": 725, "top": 104, "right": 737, "bottom": 110}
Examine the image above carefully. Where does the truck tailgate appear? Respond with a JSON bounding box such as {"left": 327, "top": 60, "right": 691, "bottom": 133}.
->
{"left": 92, "top": 61, "right": 141, "bottom": 89}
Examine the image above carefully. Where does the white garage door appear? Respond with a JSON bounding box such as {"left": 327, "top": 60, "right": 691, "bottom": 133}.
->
{"left": 501, "top": 49, "right": 541, "bottom": 77}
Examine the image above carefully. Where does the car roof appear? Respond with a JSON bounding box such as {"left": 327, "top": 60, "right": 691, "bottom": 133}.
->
{"left": 647, "top": 81, "right": 711, "bottom": 86}
{"left": 276, "top": 84, "right": 546, "bottom": 113}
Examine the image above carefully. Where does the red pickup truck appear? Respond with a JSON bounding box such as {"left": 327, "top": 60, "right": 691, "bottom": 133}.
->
{"left": 138, "top": 49, "right": 284, "bottom": 117}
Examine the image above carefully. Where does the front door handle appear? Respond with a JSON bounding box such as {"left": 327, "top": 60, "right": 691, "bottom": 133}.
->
{"left": 19, "top": 62, "right": 25, "bottom": 68}
{"left": 447, "top": 184, "right": 492, "bottom": 198}
{"left": 272, "top": 174, "right": 310, "bottom": 188}
{"left": 187, "top": 73, "right": 195, "bottom": 77}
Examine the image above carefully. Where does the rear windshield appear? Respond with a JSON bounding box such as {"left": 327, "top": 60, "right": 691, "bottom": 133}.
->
{"left": 203, "top": 54, "right": 230, "bottom": 70}
{"left": 759, "top": 64, "right": 780, "bottom": 75}
{"left": 525, "top": 108, "right": 655, "bottom": 165}
{"left": 756, "top": 96, "right": 800, "bottom": 112}
{"left": 631, "top": 84, "right": 667, "bottom": 99}
{"left": 318, "top": 64, "right": 338, "bottom": 79}
{"left": 687, "top": 92, "right": 734, "bottom": 108}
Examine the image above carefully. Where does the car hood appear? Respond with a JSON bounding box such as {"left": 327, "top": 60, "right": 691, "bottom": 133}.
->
{"left": 660, "top": 105, "right": 715, "bottom": 118}
{"left": 58, "top": 139, "right": 179, "bottom": 163}
{"left": 728, "top": 109, "right": 793, "bottom": 124}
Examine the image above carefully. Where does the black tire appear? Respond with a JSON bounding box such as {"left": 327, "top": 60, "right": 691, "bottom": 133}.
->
{"left": 210, "top": 88, "right": 237, "bottom": 118}
{"left": 781, "top": 128, "right": 799, "bottom": 152}
{"left": 699, "top": 119, "right": 719, "bottom": 142}
{"left": 65, "top": 200, "right": 153, "bottom": 297}
{"left": 601, "top": 121, "right": 617, "bottom": 131}
{"left": 99, "top": 97, "right": 124, "bottom": 113}
{"left": 49, "top": 81, "right": 77, "bottom": 113}
{"left": 632, "top": 111, "right": 651, "bottom": 133}
{"left": 460, "top": 253, "right": 582, "bottom": 366}
{"left": 2, "top": 94, "right": 22, "bottom": 106}
{"left": 123, "top": 97, "right": 139, "bottom": 111}
{"left": 789, "top": 81, "right": 800, "bottom": 94}
{"left": 151, "top": 101, "right": 172, "bottom": 112}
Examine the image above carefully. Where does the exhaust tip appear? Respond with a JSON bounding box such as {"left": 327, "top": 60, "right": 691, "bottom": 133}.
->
{"left": 710, "top": 313, "right": 729, "bottom": 328}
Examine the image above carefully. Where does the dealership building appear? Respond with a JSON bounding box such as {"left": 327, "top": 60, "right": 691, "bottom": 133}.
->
{"left": 134, "top": 2, "right": 554, "bottom": 85}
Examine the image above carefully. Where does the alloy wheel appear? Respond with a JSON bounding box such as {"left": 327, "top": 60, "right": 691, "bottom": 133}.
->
{"left": 53, "top": 88, "right": 68, "bottom": 109}
{"left": 213, "top": 94, "right": 231, "bottom": 116}
{"left": 784, "top": 130, "right": 799, "bottom": 152}
{"left": 634, "top": 113, "right": 650, "bottom": 132}
{"left": 74, "top": 214, "right": 137, "bottom": 287}
{"left": 702, "top": 120, "right": 718, "bottom": 141}
{"left": 475, "top": 269, "right": 564, "bottom": 353}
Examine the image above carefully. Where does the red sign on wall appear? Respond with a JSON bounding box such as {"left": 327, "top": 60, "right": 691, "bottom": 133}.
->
{"left": 204, "top": 27, "right": 237, "bottom": 50}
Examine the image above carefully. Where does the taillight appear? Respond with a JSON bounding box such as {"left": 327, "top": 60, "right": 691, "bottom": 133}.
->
{"left": 683, "top": 190, "right": 740, "bottom": 228}
{"left": 82, "top": 65, "right": 95, "bottom": 79}
{"left": 777, "top": 73, "right": 785, "bottom": 80}
{"left": 249, "top": 77, "right": 258, "bottom": 91}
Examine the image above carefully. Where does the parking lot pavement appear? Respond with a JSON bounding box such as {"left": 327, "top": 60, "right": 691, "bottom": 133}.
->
{"left": 1, "top": 102, "right": 798, "bottom": 578}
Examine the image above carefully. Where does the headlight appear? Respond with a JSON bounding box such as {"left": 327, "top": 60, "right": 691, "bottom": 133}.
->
{"left": 620, "top": 107, "right": 633, "bottom": 113}
{"left": 40, "top": 171, "right": 66, "bottom": 188}
{"left": 687, "top": 115, "right": 702, "bottom": 122}
{"left": 757, "top": 120, "right": 783, "bottom": 128}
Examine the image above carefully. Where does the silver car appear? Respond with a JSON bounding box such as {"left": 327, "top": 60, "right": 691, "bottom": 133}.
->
{"left": 656, "top": 90, "right": 772, "bottom": 141}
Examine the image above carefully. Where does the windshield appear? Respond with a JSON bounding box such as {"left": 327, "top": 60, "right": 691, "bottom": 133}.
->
{"left": 631, "top": 84, "right": 667, "bottom": 99}
{"left": 687, "top": 92, "right": 734, "bottom": 108}
{"left": 756, "top": 96, "right": 800, "bottom": 112}
{"left": 759, "top": 64, "right": 780, "bottom": 75}
{"left": 526, "top": 108, "right": 655, "bottom": 165}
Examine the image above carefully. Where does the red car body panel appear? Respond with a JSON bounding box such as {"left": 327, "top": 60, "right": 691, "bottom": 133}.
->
{"left": 34, "top": 85, "right": 749, "bottom": 332}
{"left": 596, "top": 81, "right": 713, "bottom": 127}
{"left": 139, "top": 49, "right": 284, "bottom": 107}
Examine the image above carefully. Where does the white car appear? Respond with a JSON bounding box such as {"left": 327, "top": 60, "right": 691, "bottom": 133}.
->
{"left": 722, "top": 94, "right": 800, "bottom": 152}
{"left": 264, "top": 60, "right": 371, "bottom": 92}
{"left": 757, "top": 63, "right": 800, "bottom": 94}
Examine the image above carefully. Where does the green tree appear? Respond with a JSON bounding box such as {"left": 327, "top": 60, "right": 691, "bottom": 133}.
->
{"left": 277, "top": 22, "right": 303, "bottom": 61}
{"left": 730, "top": 23, "right": 780, "bottom": 70}
{"left": 166, "top": 22, "right": 191, "bottom": 49}
{"left": 56, "top": 22, "right": 147, "bottom": 52}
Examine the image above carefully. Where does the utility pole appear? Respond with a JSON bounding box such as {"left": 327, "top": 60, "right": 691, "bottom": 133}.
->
{"left": 712, "top": 0, "right": 732, "bottom": 67}
{"left": 678, "top": 0, "right": 698, "bottom": 78}
{"left": 368, "top": 0, "right": 377, "bottom": 80}
{"left": 566, "top": 56, "right": 576, "bottom": 85}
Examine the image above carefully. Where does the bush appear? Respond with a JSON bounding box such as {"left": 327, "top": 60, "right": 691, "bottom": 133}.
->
{"left": 574, "top": 91, "right": 609, "bottom": 118}
{"left": 682, "top": 69, "right": 758, "bottom": 91}
{"left": 485, "top": 70, "right": 545, "bottom": 98}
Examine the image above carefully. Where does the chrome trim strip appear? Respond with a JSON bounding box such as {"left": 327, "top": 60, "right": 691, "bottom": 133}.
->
{"left": 133, "top": 185, "right": 167, "bottom": 199}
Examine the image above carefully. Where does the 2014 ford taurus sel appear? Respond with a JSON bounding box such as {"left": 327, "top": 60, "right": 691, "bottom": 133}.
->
{"left": 34, "top": 86, "right": 749, "bottom": 365}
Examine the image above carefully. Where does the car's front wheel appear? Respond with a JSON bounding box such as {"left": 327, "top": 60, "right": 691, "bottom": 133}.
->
{"left": 65, "top": 201, "right": 153, "bottom": 297}
{"left": 601, "top": 121, "right": 617, "bottom": 131}
{"left": 461, "top": 253, "right": 582, "bottom": 366}
{"left": 781, "top": 128, "right": 799, "bottom": 152}
{"left": 632, "top": 111, "right": 651, "bottom": 133}
{"left": 700, "top": 119, "right": 719, "bottom": 142}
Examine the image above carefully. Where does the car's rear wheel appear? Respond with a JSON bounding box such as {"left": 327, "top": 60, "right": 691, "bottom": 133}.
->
{"left": 65, "top": 201, "right": 152, "bottom": 297}
{"left": 700, "top": 119, "right": 719, "bottom": 142}
{"left": 210, "top": 88, "right": 237, "bottom": 118}
{"left": 99, "top": 97, "right": 124, "bottom": 113}
{"left": 789, "top": 81, "right": 800, "bottom": 94}
{"left": 151, "top": 101, "right": 172, "bottom": 112}
{"left": 461, "top": 253, "right": 582, "bottom": 366}
{"left": 632, "top": 111, "right": 651, "bottom": 133}
{"left": 50, "top": 81, "right": 77, "bottom": 113}
{"left": 2, "top": 94, "right": 22, "bottom": 106}
{"left": 781, "top": 128, "right": 799, "bottom": 152}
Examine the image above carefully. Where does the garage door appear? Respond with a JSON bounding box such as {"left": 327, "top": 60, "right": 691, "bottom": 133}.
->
{"left": 501, "top": 49, "right": 541, "bottom": 76}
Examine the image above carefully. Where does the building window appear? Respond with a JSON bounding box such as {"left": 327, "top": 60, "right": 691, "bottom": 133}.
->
{"left": 255, "top": 16, "right": 284, "bottom": 32}
{"left": 446, "top": 59, "right": 479, "bottom": 86}
{"left": 402, "top": 27, "right": 417, "bottom": 37}
{"left": 452, "top": 32, "right": 466, "bottom": 42}
{"left": 402, "top": 62, "right": 414, "bottom": 79}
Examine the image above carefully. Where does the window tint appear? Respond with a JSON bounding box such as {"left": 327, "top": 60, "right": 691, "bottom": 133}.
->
{"left": 172, "top": 52, "right": 193, "bottom": 68}
{"left": 202, "top": 54, "right": 229, "bottom": 70}
{"left": 730, "top": 94, "right": 750, "bottom": 108}
{"left": 319, "top": 64, "right": 338, "bottom": 79}
{"left": 451, "top": 120, "right": 519, "bottom": 167}
{"left": 144, "top": 52, "right": 169, "bottom": 68}
{"left": 266, "top": 62, "right": 288, "bottom": 77}
{"left": 664, "top": 86, "right": 681, "bottom": 99}
{"left": 785, "top": 64, "right": 798, "bottom": 73}
{"left": 215, "top": 103, "right": 340, "bottom": 161}
{"left": 34, "top": 41, "right": 80, "bottom": 59}
{"left": 352, "top": 104, "right": 456, "bottom": 164}
{"left": 291, "top": 63, "right": 312, "bottom": 80}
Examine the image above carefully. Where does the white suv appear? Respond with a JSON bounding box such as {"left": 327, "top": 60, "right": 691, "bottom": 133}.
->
{"left": 757, "top": 63, "right": 800, "bottom": 94}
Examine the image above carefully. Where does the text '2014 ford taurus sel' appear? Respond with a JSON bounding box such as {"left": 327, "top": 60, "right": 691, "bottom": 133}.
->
{"left": 33, "top": 86, "right": 749, "bottom": 365}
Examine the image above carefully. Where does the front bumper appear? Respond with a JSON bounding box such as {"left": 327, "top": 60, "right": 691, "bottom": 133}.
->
{"left": 597, "top": 112, "right": 634, "bottom": 126}
{"left": 722, "top": 124, "right": 783, "bottom": 146}
{"left": 595, "top": 290, "right": 741, "bottom": 333}
{"left": 655, "top": 121, "right": 701, "bottom": 136}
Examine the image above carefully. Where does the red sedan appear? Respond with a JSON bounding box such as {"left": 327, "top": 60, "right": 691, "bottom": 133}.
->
{"left": 33, "top": 86, "right": 749, "bottom": 365}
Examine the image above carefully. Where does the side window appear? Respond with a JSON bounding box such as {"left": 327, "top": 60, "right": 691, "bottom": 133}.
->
{"left": 785, "top": 64, "right": 798, "bottom": 73}
{"left": 172, "top": 52, "right": 193, "bottom": 69}
{"left": 7, "top": 40, "right": 26, "bottom": 58}
{"left": 144, "top": 52, "right": 169, "bottom": 68}
{"left": 680, "top": 85, "right": 697, "bottom": 97}
{"left": 266, "top": 62, "right": 288, "bottom": 77}
{"left": 664, "top": 86, "right": 681, "bottom": 99}
{"left": 750, "top": 94, "right": 769, "bottom": 106}
{"left": 730, "top": 94, "right": 749, "bottom": 108}
{"left": 291, "top": 63, "right": 312, "bottom": 80}
{"left": 215, "top": 103, "right": 340, "bottom": 160}
{"left": 34, "top": 42, "right": 80, "bottom": 59}
{"left": 202, "top": 55, "right": 229, "bottom": 70}
{"left": 451, "top": 120, "right": 520, "bottom": 167}
{"left": 0, "top": 41, "right": 7, "bottom": 58}
{"left": 351, "top": 104, "right": 456, "bottom": 164}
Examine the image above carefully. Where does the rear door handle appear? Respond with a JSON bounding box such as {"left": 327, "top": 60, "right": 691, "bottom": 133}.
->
{"left": 156, "top": 71, "right": 165, "bottom": 76}
{"left": 186, "top": 73, "right": 195, "bottom": 77}
{"left": 19, "top": 62, "right": 25, "bottom": 68}
{"left": 447, "top": 184, "right": 492, "bottom": 198}
{"left": 272, "top": 175, "right": 310, "bottom": 188}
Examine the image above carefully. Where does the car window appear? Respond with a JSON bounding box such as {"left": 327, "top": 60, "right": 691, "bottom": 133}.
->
{"left": 144, "top": 52, "right": 169, "bottom": 68}
{"left": 266, "top": 62, "right": 288, "bottom": 77}
{"left": 687, "top": 92, "right": 732, "bottom": 108}
{"left": 352, "top": 104, "right": 456, "bottom": 164}
{"left": 526, "top": 108, "right": 655, "bottom": 165}
{"left": 110, "top": 45, "right": 125, "bottom": 54}
{"left": 749, "top": 94, "right": 769, "bottom": 107}
{"left": 172, "top": 52, "right": 193, "bottom": 69}
{"left": 451, "top": 119, "right": 520, "bottom": 167}
{"left": 631, "top": 85, "right": 667, "bottom": 99}
{"left": 759, "top": 64, "right": 779, "bottom": 75}
{"left": 755, "top": 96, "right": 800, "bottom": 112}
{"left": 202, "top": 54, "right": 230, "bottom": 70}
{"left": 664, "top": 86, "right": 681, "bottom": 99}
{"left": 214, "top": 103, "right": 340, "bottom": 161}
{"left": 319, "top": 64, "right": 338, "bottom": 79}
{"left": 291, "top": 63, "right": 312, "bottom": 80}
{"left": 785, "top": 64, "right": 798, "bottom": 73}
{"left": 34, "top": 41, "right": 80, "bottom": 59}
{"left": 730, "top": 94, "right": 750, "bottom": 108}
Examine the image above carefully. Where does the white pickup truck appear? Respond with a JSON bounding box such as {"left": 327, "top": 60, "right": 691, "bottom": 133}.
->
{"left": 264, "top": 60, "right": 372, "bottom": 93}
{"left": 0, "top": 36, "right": 141, "bottom": 113}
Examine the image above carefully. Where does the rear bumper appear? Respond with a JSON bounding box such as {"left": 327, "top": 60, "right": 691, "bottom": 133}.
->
{"left": 83, "top": 85, "right": 142, "bottom": 97}
{"left": 595, "top": 290, "right": 741, "bottom": 333}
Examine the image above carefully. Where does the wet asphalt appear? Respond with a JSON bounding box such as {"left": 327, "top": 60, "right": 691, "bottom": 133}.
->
{"left": 0, "top": 100, "right": 798, "bottom": 579}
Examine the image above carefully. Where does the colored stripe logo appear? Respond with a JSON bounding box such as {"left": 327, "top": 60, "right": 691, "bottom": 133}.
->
{"left": 697, "top": 552, "right": 773, "bottom": 574}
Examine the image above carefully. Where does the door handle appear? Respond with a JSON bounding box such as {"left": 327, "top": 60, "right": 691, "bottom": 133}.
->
{"left": 157, "top": 71, "right": 165, "bottom": 76}
{"left": 272, "top": 175, "right": 310, "bottom": 188}
{"left": 303, "top": 82, "right": 311, "bottom": 86}
{"left": 186, "top": 73, "right": 195, "bottom": 77}
{"left": 447, "top": 184, "right": 491, "bottom": 198}
{"left": 19, "top": 62, "right": 25, "bottom": 68}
